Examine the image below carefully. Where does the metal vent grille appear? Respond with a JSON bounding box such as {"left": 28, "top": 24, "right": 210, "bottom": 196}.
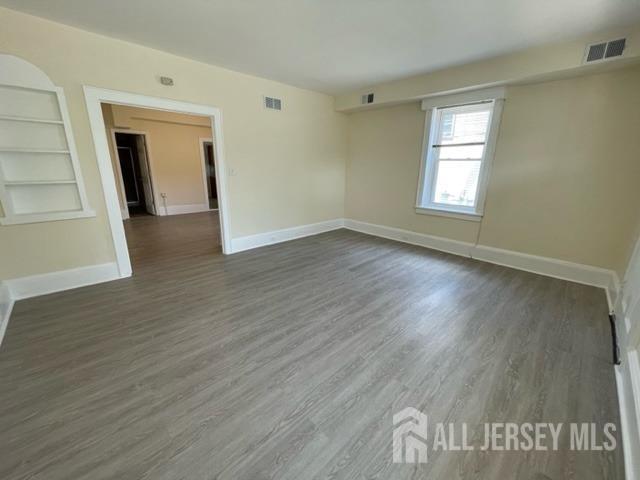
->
{"left": 584, "top": 38, "right": 626, "bottom": 63}
{"left": 265, "top": 96, "right": 282, "bottom": 110}
{"left": 605, "top": 38, "right": 626, "bottom": 58}
{"left": 586, "top": 43, "right": 607, "bottom": 62}
{"left": 361, "top": 93, "right": 374, "bottom": 105}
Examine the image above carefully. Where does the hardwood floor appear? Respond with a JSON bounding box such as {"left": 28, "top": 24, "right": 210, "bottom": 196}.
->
{"left": 0, "top": 212, "right": 623, "bottom": 479}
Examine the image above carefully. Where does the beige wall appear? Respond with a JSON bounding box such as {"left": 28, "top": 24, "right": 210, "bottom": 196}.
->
{"left": 1, "top": 6, "right": 639, "bottom": 283}
{"left": 336, "top": 23, "right": 640, "bottom": 111}
{"left": 0, "top": 7, "right": 348, "bottom": 280}
{"left": 104, "top": 104, "right": 213, "bottom": 211}
{"left": 345, "top": 66, "right": 640, "bottom": 276}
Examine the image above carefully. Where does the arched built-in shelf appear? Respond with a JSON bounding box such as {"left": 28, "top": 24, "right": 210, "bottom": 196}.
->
{"left": 0, "top": 54, "right": 93, "bottom": 225}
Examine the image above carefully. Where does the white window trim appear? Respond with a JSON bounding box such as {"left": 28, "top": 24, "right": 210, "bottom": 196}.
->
{"left": 415, "top": 87, "right": 506, "bottom": 221}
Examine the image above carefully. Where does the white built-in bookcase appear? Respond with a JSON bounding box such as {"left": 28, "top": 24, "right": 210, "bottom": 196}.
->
{"left": 0, "top": 54, "right": 93, "bottom": 225}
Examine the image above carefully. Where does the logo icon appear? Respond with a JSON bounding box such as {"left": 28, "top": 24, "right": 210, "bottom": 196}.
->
{"left": 393, "top": 407, "right": 429, "bottom": 463}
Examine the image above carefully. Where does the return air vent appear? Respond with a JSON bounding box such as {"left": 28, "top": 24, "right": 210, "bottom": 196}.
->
{"left": 584, "top": 38, "right": 626, "bottom": 63}
{"left": 361, "top": 93, "right": 374, "bottom": 105}
{"left": 264, "top": 96, "right": 282, "bottom": 110}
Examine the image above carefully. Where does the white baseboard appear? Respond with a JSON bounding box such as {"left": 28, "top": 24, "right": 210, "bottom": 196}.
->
{"left": 0, "top": 281, "right": 14, "bottom": 348}
{"left": 231, "top": 219, "right": 345, "bottom": 253}
{"left": 344, "top": 219, "right": 474, "bottom": 257}
{"left": 473, "top": 244, "right": 617, "bottom": 292}
{"left": 6, "top": 262, "right": 121, "bottom": 301}
{"left": 344, "top": 218, "right": 618, "bottom": 293}
{"left": 160, "top": 203, "right": 210, "bottom": 216}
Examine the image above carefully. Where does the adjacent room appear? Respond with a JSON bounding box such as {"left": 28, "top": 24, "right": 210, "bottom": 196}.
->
{"left": 101, "top": 103, "right": 222, "bottom": 267}
{"left": 1, "top": 2, "right": 640, "bottom": 479}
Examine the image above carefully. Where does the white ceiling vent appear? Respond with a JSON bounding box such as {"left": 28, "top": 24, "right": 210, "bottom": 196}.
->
{"left": 264, "top": 96, "right": 282, "bottom": 110}
{"left": 584, "top": 38, "right": 626, "bottom": 63}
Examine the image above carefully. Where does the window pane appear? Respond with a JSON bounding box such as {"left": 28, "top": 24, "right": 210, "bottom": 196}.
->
{"left": 436, "top": 144, "right": 484, "bottom": 160}
{"left": 436, "top": 108, "right": 491, "bottom": 145}
{"left": 433, "top": 160, "right": 481, "bottom": 207}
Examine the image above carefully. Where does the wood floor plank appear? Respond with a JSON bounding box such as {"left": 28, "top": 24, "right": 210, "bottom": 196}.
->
{"left": 0, "top": 212, "right": 624, "bottom": 479}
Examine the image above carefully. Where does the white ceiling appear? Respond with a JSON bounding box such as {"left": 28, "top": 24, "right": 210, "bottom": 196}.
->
{"left": 2, "top": 0, "right": 640, "bottom": 93}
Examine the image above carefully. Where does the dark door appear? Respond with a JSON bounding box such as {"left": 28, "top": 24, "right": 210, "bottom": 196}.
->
{"left": 204, "top": 141, "right": 217, "bottom": 209}
{"left": 116, "top": 132, "right": 147, "bottom": 216}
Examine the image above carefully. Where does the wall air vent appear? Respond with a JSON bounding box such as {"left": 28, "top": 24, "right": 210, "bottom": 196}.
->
{"left": 264, "top": 96, "right": 282, "bottom": 110}
{"left": 361, "top": 93, "right": 374, "bottom": 105}
{"left": 605, "top": 38, "right": 626, "bottom": 58}
{"left": 584, "top": 38, "right": 626, "bottom": 63}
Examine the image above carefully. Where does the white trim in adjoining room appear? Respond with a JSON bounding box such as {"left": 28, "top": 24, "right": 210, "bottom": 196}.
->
{"left": 163, "top": 203, "right": 211, "bottom": 216}
{"left": 83, "top": 86, "right": 233, "bottom": 278}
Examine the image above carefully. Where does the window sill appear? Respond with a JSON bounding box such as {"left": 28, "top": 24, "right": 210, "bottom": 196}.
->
{"left": 415, "top": 206, "right": 482, "bottom": 222}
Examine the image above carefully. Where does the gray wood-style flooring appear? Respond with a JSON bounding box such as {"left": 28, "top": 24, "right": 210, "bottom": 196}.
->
{"left": 0, "top": 212, "right": 623, "bottom": 479}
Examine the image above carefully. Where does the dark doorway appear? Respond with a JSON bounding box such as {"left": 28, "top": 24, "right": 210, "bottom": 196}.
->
{"left": 115, "top": 132, "right": 156, "bottom": 216}
{"left": 203, "top": 141, "right": 218, "bottom": 210}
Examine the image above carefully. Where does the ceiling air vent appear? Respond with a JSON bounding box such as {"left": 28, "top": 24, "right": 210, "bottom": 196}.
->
{"left": 361, "top": 93, "right": 374, "bottom": 105}
{"left": 264, "top": 96, "right": 282, "bottom": 110}
{"left": 605, "top": 38, "right": 626, "bottom": 58}
{"left": 584, "top": 38, "right": 626, "bottom": 63}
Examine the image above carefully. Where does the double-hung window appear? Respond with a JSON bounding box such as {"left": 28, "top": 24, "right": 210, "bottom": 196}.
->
{"left": 416, "top": 88, "right": 505, "bottom": 221}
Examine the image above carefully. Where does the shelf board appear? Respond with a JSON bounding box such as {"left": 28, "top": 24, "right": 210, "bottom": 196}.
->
{"left": 0, "top": 148, "right": 70, "bottom": 154}
{"left": 0, "top": 209, "right": 96, "bottom": 225}
{"left": 0, "top": 114, "right": 63, "bottom": 125}
{"left": 5, "top": 180, "right": 76, "bottom": 186}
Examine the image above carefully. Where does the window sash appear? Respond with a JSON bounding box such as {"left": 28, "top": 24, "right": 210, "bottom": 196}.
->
{"left": 429, "top": 104, "right": 492, "bottom": 209}
{"left": 417, "top": 97, "right": 503, "bottom": 217}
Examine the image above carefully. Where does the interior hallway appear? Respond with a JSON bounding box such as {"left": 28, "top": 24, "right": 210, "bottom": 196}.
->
{"left": 0, "top": 213, "right": 624, "bottom": 479}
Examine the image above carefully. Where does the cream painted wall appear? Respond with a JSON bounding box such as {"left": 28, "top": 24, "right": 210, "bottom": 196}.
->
{"left": 336, "top": 23, "right": 640, "bottom": 111}
{"left": 345, "top": 66, "right": 640, "bottom": 276}
{"left": 1, "top": 6, "right": 638, "bottom": 283}
{"left": 104, "top": 104, "right": 213, "bottom": 211}
{"left": 0, "top": 7, "right": 348, "bottom": 280}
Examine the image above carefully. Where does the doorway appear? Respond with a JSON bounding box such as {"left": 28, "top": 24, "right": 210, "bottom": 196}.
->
{"left": 200, "top": 138, "right": 218, "bottom": 210}
{"left": 84, "top": 86, "right": 232, "bottom": 278}
{"left": 114, "top": 132, "right": 156, "bottom": 216}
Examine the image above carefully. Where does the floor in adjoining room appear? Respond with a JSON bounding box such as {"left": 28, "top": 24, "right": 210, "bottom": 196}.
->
{"left": 0, "top": 212, "right": 624, "bottom": 479}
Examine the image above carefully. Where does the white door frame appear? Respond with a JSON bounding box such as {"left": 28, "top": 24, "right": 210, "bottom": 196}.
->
{"left": 199, "top": 137, "right": 217, "bottom": 211}
{"left": 110, "top": 128, "right": 159, "bottom": 219}
{"left": 83, "top": 86, "right": 232, "bottom": 278}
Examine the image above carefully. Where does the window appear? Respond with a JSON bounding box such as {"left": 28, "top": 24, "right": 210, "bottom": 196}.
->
{"left": 416, "top": 88, "right": 505, "bottom": 220}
